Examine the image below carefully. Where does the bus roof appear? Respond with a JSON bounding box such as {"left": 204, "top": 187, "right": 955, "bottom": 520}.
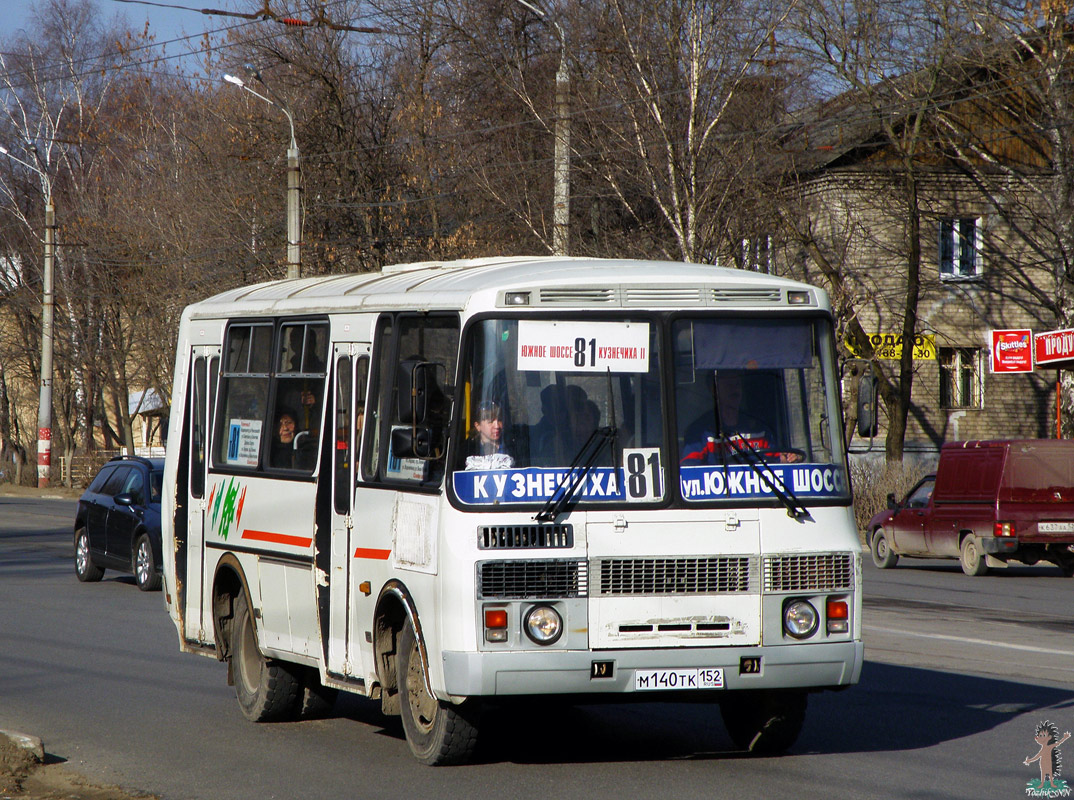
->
{"left": 184, "top": 256, "right": 829, "bottom": 318}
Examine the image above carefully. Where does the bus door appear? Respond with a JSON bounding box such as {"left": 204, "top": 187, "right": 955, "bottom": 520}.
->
{"left": 185, "top": 345, "right": 219, "bottom": 644}
{"left": 321, "top": 343, "right": 370, "bottom": 678}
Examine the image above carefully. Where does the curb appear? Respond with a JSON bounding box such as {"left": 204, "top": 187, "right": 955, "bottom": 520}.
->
{"left": 0, "top": 729, "right": 44, "bottom": 762}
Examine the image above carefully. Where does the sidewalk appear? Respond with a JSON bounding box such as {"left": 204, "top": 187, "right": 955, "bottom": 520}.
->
{"left": 0, "top": 483, "right": 81, "bottom": 501}
{"left": 2, "top": 721, "right": 153, "bottom": 799}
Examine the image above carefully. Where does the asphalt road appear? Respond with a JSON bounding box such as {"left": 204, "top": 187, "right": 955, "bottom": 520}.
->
{"left": 2, "top": 495, "right": 1072, "bottom": 799}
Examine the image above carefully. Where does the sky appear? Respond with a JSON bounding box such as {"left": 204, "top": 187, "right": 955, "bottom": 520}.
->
{"left": 8, "top": 0, "right": 221, "bottom": 51}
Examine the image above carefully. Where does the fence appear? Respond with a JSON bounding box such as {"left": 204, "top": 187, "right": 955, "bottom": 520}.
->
{"left": 59, "top": 447, "right": 167, "bottom": 488}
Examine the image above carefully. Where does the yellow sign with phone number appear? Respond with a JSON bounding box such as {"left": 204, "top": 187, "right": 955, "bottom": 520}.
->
{"left": 845, "top": 333, "right": 937, "bottom": 360}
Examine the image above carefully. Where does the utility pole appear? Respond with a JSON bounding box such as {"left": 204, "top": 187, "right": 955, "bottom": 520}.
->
{"left": 38, "top": 199, "right": 55, "bottom": 487}
{"left": 511, "top": 0, "right": 570, "bottom": 255}
{"left": 0, "top": 145, "right": 55, "bottom": 487}
{"left": 224, "top": 72, "right": 302, "bottom": 279}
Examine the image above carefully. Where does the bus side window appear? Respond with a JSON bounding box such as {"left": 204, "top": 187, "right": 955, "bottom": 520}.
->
{"left": 362, "top": 316, "right": 393, "bottom": 482}
{"left": 363, "top": 313, "right": 458, "bottom": 485}
{"left": 266, "top": 321, "right": 329, "bottom": 473}
{"left": 214, "top": 323, "right": 273, "bottom": 469}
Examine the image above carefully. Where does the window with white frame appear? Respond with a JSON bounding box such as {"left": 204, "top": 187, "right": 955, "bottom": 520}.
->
{"left": 939, "top": 347, "right": 982, "bottom": 408}
{"left": 938, "top": 217, "right": 981, "bottom": 278}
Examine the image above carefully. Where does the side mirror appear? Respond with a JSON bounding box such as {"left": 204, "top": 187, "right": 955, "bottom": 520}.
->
{"left": 391, "top": 425, "right": 441, "bottom": 460}
{"left": 114, "top": 492, "right": 135, "bottom": 507}
{"left": 397, "top": 360, "right": 441, "bottom": 424}
{"left": 857, "top": 373, "right": 880, "bottom": 438}
{"left": 886, "top": 492, "right": 896, "bottom": 509}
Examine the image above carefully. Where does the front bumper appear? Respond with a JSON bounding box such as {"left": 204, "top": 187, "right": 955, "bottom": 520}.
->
{"left": 442, "top": 640, "right": 863, "bottom": 698}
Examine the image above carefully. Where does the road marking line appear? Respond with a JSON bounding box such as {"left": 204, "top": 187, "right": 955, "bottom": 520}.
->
{"left": 863, "top": 625, "right": 1074, "bottom": 657}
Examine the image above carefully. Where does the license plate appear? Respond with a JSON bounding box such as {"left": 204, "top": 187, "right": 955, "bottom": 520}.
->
{"left": 634, "top": 667, "right": 724, "bottom": 691}
{"left": 1039, "top": 522, "right": 1074, "bottom": 533}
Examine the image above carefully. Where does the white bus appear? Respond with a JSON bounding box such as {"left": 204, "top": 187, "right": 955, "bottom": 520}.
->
{"left": 162, "top": 256, "right": 862, "bottom": 765}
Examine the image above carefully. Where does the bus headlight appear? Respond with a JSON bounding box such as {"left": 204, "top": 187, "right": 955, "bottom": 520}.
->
{"left": 783, "top": 599, "right": 818, "bottom": 639}
{"left": 523, "top": 605, "right": 563, "bottom": 645}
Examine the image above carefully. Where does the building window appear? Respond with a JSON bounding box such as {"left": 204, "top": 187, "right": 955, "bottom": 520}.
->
{"left": 939, "top": 347, "right": 982, "bottom": 408}
{"left": 938, "top": 218, "right": 981, "bottom": 278}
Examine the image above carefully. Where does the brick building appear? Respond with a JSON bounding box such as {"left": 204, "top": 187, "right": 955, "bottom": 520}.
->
{"left": 775, "top": 59, "right": 1067, "bottom": 457}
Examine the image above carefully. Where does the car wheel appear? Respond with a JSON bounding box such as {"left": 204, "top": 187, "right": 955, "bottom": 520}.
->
{"left": 398, "top": 618, "right": 480, "bottom": 765}
{"left": 959, "top": 535, "right": 988, "bottom": 576}
{"left": 230, "top": 593, "right": 301, "bottom": 722}
{"left": 133, "top": 533, "right": 161, "bottom": 592}
{"left": 720, "top": 689, "right": 807, "bottom": 755}
{"left": 870, "top": 528, "right": 898, "bottom": 569}
{"left": 74, "top": 527, "right": 104, "bottom": 582}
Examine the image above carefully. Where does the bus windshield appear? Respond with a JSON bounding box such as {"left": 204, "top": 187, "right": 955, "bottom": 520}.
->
{"left": 450, "top": 314, "right": 849, "bottom": 510}
{"left": 673, "top": 316, "right": 849, "bottom": 503}
{"left": 451, "top": 317, "right": 665, "bottom": 507}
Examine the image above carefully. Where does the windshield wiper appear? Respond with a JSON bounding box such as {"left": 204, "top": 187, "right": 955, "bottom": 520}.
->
{"left": 718, "top": 433, "right": 812, "bottom": 522}
{"left": 535, "top": 425, "right": 617, "bottom": 523}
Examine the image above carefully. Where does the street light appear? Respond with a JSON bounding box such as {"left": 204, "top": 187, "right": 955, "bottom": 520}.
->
{"left": 0, "top": 145, "right": 56, "bottom": 488}
{"left": 511, "top": 0, "right": 570, "bottom": 256}
{"left": 224, "top": 72, "right": 302, "bottom": 280}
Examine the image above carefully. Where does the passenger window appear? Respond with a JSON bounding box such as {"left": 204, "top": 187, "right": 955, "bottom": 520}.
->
{"left": 215, "top": 323, "right": 273, "bottom": 469}
{"left": 88, "top": 466, "right": 116, "bottom": 494}
{"left": 124, "top": 471, "right": 146, "bottom": 505}
{"left": 102, "top": 467, "right": 131, "bottom": 497}
{"left": 269, "top": 322, "right": 328, "bottom": 473}
{"left": 191, "top": 356, "right": 207, "bottom": 498}
{"left": 365, "top": 314, "right": 459, "bottom": 486}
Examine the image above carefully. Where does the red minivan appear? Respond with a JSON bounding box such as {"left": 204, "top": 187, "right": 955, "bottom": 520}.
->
{"left": 867, "top": 440, "right": 1074, "bottom": 576}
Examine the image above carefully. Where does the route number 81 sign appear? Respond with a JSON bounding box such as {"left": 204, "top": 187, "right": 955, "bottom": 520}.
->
{"left": 517, "top": 320, "right": 650, "bottom": 373}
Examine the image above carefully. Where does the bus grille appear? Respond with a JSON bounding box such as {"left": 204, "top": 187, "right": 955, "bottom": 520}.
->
{"left": 595, "top": 557, "right": 753, "bottom": 595}
{"left": 478, "top": 560, "right": 588, "bottom": 599}
{"left": 710, "top": 288, "right": 782, "bottom": 304}
{"left": 478, "top": 525, "right": 573, "bottom": 549}
{"left": 763, "top": 553, "right": 854, "bottom": 592}
{"left": 539, "top": 287, "right": 615, "bottom": 305}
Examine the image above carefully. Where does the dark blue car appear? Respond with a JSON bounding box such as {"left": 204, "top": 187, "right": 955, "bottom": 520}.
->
{"left": 74, "top": 455, "right": 164, "bottom": 591}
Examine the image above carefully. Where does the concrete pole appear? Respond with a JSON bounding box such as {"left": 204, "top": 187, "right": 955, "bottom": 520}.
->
{"left": 287, "top": 144, "right": 301, "bottom": 280}
{"left": 552, "top": 45, "right": 570, "bottom": 256}
{"left": 37, "top": 200, "right": 55, "bottom": 488}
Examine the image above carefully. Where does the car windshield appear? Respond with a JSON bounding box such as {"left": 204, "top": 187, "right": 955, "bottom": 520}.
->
{"left": 451, "top": 317, "right": 665, "bottom": 508}
{"left": 672, "top": 316, "right": 849, "bottom": 503}
{"left": 150, "top": 470, "right": 164, "bottom": 504}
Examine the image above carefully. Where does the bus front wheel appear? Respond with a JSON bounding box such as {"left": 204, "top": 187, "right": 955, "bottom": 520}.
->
{"left": 720, "top": 689, "right": 807, "bottom": 755}
{"left": 230, "top": 593, "right": 301, "bottom": 722}
{"left": 398, "top": 618, "right": 480, "bottom": 765}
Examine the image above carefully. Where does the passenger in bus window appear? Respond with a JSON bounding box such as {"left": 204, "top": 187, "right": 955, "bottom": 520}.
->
{"left": 681, "top": 370, "right": 802, "bottom": 465}
{"left": 465, "top": 400, "right": 515, "bottom": 470}
{"left": 272, "top": 407, "right": 317, "bottom": 470}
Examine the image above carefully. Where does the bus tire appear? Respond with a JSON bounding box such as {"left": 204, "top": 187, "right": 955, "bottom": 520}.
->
{"left": 398, "top": 618, "right": 479, "bottom": 765}
{"left": 959, "top": 535, "right": 988, "bottom": 576}
{"left": 870, "top": 528, "right": 898, "bottom": 569}
{"left": 231, "top": 593, "right": 301, "bottom": 722}
{"left": 74, "top": 527, "right": 104, "bottom": 582}
{"left": 720, "top": 689, "right": 807, "bottom": 755}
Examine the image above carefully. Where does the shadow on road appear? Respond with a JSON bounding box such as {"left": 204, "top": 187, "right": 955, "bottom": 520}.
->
{"left": 332, "top": 660, "right": 1074, "bottom": 764}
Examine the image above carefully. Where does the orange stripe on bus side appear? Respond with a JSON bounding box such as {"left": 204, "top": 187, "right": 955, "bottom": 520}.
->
{"left": 241, "top": 529, "right": 314, "bottom": 548}
{"left": 353, "top": 547, "right": 392, "bottom": 560}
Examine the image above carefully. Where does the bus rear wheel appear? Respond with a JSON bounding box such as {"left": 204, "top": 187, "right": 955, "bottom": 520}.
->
{"left": 230, "top": 593, "right": 301, "bottom": 722}
{"left": 398, "top": 618, "right": 479, "bottom": 765}
{"left": 720, "top": 689, "right": 807, "bottom": 755}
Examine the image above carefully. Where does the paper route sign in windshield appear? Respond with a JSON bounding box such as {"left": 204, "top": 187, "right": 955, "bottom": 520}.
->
{"left": 680, "top": 464, "right": 847, "bottom": 501}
